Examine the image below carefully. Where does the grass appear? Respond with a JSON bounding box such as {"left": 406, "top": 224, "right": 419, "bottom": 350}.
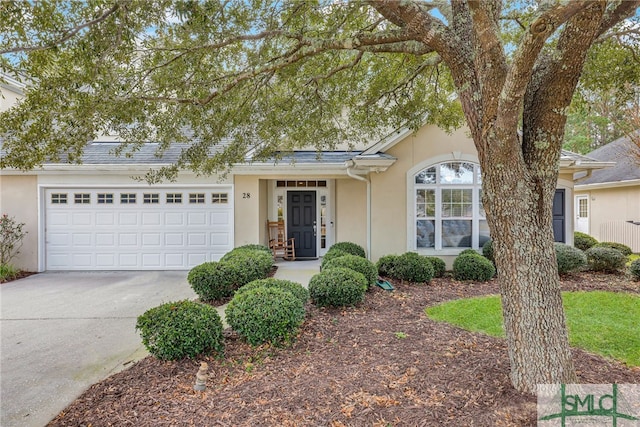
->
{"left": 0, "top": 263, "right": 19, "bottom": 282}
{"left": 627, "top": 253, "right": 640, "bottom": 266}
{"left": 426, "top": 291, "right": 640, "bottom": 366}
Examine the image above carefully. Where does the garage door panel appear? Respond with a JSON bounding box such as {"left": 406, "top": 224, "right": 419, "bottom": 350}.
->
{"left": 211, "top": 211, "right": 231, "bottom": 225}
{"left": 96, "top": 254, "right": 116, "bottom": 268}
{"left": 142, "top": 253, "right": 161, "bottom": 268}
{"left": 45, "top": 187, "right": 234, "bottom": 270}
{"left": 47, "top": 233, "right": 70, "bottom": 246}
{"left": 71, "top": 213, "right": 93, "bottom": 226}
{"left": 164, "top": 253, "right": 184, "bottom": 267}
{"left": 142, "top": 233, "right": 161, "bottom": 246}
{"left": 95, "top": 233, "right": 115, "bottom": 247}
{"left": 118, "top": 253, "right": 139, "bottom": 267}
{"left": 187, "top": 233, "right": 207, "bottom": 246}
{"left": 118, "top": 233, "right": 138, "bottom": 246}
{"left": 72, "top": 233, "right": 92, "bottom": 246}
{"left": 49, "top": 213, "right": 70, "bottom": 226}
{"left": 164, "top": 212, "right": 184, "bottom": 226}
{"left": 188, "top": 212, "right": 207, "bottom": 225}
{"left": 72, "top": 253, "right": 93, "bottom": 268}
{"left": 142, "top": 212, "right": 161, "bottom": 226}
{"left": 96, "top": 213, "right": 115, "bottom": 226}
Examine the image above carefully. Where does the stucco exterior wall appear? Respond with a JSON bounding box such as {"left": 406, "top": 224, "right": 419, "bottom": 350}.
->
{"left": 0, "top": 174, "right": 39, "bottom": 271}
{"left": 233, "top": 175, "right": 261, "bottom": 247}
{"left": 369, "top": 126, "right": 477, "bottom": 261}
{"left": 335, "top": 178, "right": 367, "bottom": 250}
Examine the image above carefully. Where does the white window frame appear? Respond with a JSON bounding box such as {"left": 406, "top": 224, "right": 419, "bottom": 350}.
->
{"left": 407, "top": 154, "right": 488, "bottom": 255}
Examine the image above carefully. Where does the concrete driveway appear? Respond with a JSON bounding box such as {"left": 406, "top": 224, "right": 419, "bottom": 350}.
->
{"left": 0, "top": 271, "right": 198, "bottom": 427}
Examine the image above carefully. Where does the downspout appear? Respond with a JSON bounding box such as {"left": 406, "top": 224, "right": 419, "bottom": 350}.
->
{"left": 346, "top": 160, "right": 371, "bottom": 260}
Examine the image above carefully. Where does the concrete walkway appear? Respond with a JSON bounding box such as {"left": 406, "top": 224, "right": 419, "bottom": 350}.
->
{"left": 273, "top": 259, "right": 320, "bottom": 286}
{"left": 0, "top": 261, "right": 319, "bottom": 427}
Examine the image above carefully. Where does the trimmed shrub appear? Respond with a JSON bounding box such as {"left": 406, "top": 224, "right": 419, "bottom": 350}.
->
{"left": 328, "top": 242, "right": 366, "bottom": 258}
{"left": 234, "top": 244, "right": 272, "bottom": 254}
{"left": 322, "top": 254, "right": 377, "bottom": 287}
{"left": 555, "top": 243, "right": 587, "bottom": 275}
{"left": 585, "top": 247, "right": 627, "bottom": 273}
{"left": 136, "top": 300, "right": 224, "bottom": 360}
{"left": 308, "top": 267, "right": 368, "bottom": 307}
{"left": 394, "top": 252, "right": 434, "bottom": 284}
{"left": 188, "top": 261, "right": 238, "bottom": 301}
{"left": 377, "top": 254, "right": 398, "bottom": 277}
{"left": 482, "top": 239, "right": 494, "bottom": 263}
{"left": 225, "top": 287, "right": 305, "bottom": 346}
{"left": 593, "top": 242, "right": 633, "bottom": 257}
{"left": 629, "top": 259, "right": 640, "bottom": 281}
{"left": 320, "top": 248, "right": 349, "bottom": 270}
{"left": 453, "top": 253, "right": 496, "bottom": 282}
{"left": 459, "top": 249, "right": 480, "bottom": 257}
{"left": 574, "top": 232, "right": 598, "bottom": 251}
{"left": 220, "top": 249, "right": 274, "bottom": 284}
{"left": 424, "top": 256, "right": 446, "bottom": 278}
{"left": 236, "top": 278, "right": 309, "bottom": 304}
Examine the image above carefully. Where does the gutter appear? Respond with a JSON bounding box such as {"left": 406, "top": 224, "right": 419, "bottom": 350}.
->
{"left": 345, "top": 160, "right": 371, "bottom": 260}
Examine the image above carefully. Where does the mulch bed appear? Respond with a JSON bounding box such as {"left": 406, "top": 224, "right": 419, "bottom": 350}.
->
{"left": 48, "top": 273, "right": 639, "bottom": 427}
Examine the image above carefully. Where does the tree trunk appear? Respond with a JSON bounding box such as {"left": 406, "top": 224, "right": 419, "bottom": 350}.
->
{"left": 481, "top": 139, "right": 577, "bottom": 394}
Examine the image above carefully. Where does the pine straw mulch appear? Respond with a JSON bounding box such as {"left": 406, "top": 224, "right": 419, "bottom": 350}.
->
{"left": 48, "top": 272, "right": 640, "bottom": 427}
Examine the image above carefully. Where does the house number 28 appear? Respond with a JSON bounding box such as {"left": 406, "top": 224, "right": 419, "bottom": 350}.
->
{"left": 242, "top": 193, "right": 251, "bottom": 199}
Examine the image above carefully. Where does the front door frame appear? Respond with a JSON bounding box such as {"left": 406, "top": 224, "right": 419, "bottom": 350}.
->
{"left": 269, "top": 180, "right": 334, "bottom": 258}
{"left": 575, "top": 194, "right": 590, "bottom": 234}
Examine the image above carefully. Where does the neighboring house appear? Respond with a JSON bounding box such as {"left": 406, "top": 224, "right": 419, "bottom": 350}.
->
{"left": 574, "top": 133, "right": 640, "bottom": 252}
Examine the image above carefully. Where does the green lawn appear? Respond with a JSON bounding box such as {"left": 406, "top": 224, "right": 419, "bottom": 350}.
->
{"left": 425, "top": 291, "right": 640, "bottom": 366}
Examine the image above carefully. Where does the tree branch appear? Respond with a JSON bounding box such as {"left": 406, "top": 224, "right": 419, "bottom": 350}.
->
{"left": 0, "top": 3, "right": 121, "bottom": 54}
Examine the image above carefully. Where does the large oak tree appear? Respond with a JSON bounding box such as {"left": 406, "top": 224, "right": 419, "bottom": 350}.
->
{"left": 2, "top": 1, "right": 639, "bottom": 393}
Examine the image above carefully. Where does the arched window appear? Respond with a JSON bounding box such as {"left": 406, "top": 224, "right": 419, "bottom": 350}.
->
{"left": 414, "top": 161, "right": 489, "bottom": 251}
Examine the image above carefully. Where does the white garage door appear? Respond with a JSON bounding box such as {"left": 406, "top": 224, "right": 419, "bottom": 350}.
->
{"left": 44, "top": 187, "right": 234, "bottom": 270}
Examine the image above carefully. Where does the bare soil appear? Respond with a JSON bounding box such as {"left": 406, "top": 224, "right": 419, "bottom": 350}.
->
{"left": 48, "top": 272, "right": 639, "bottom": 426}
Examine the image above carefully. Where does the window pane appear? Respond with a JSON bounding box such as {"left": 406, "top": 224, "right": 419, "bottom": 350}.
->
{"left": 416, "top": 189, "right": 435, "bottom": 218}
{"left": 417, "top": 220, "right": 435, "bottom": 248}
{"left": 479, "top": 220, "right": 491, "bottom": 247}
{"left": 440, "top": 162, "right": 474, "bottom": 184}
{"left": 479, "top": 189, "right": 486, "bottom": 218}
{"left": 415, "top": 167, "right": 436, "bottom": 184}
{"left": 442, "top": 220, "right": 472, "bottom": 248}
{"left": 441, "top": 189, "right": 472, "bottom": 218}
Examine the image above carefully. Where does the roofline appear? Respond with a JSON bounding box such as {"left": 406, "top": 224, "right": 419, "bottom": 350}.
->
{"left": 558, "top": 159, "right": 615, "bottom": 170}
{"left": 575, "top": 178, "right": 640, "bottom": 191}
{"left": 361, "top": 127, "right": 414, "bottom": 155}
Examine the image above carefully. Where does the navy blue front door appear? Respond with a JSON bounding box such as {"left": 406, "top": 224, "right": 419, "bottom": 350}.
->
{"left": 287, "top": 191, "right": 317, "bottom": 258}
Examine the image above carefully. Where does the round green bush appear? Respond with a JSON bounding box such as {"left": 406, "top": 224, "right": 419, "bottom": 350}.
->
{"left": 453, "top": 253, "right": 496, "bottom": 282}
{"left": 593, "top": 242, "right": 632, "bottom": 257}
{"left": 573, "top": 232, "right": 598, "bottom": 251}
{"left": 322, "top": 254, "right": 377, "bottom": 287}
{"left": 459, "top": 249, "right": 480, "bottom": 257}
{"left": 225, "top": 287, "right": 306, "bottom": 346}
{"left": 188, "top": 261, "right": 237, "bottom": 301}
{"left": 220, "top": 249, "right": 274, "bottom": 284}
{"left": 236, "top": 278, "right": 309, "bottom": 304}
{"left": 629, "top": 259, "right": 640, "bottom": 281}
{"left": 424, "top": 256, "right": 446, "bottom": 278}
{"left": 555, "top": 243, "right": 587, "bottom": 275}
{"left": 376, "top": 254, "right": 398, "bottom": 277}
{"left": 482, "top": 239, "right": 494, "bottom": 263}
{"left": 327, "top": 242, "right": 366, "bottom": 258}
{"left": 585, "top": 247, "right": 627, "bottom": 273}
{"left": 320, "top": 248, "right": 349, "bottom": 270}
{"left": 308, "top": 267, "right": 368, "bottom": 307}
{"left": 136, "top": 300, "right": 224, "bottom": 361}
{"left": 393, "top": 252, "right": 434, "bottom": 283}
{"left": 234, "top": 244, "right": 272, "bottom": 253}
